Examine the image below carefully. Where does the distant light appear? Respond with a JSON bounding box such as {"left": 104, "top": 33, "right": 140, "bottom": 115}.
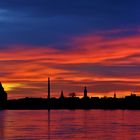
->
{"left": 3, "top": 83, "right": 23, "bottom": 92}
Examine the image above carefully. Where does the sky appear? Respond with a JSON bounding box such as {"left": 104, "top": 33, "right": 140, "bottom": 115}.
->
{"left": 0, "top": 0, "right": 140, "bottom": 99}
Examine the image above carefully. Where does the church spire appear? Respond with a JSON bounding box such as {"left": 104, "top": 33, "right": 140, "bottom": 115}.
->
{"left": 60, "top": 90, "right": 64, "bottom": 99}
{"left": 84, "top": 86, "right": 88, "bottom": 98}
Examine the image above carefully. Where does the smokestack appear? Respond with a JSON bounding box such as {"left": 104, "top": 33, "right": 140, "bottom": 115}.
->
{"left": 48, "top": 77, "right": 50, "bottom": 99}
{"left": 84, "top": 86, "right": 87, "bottom": 98}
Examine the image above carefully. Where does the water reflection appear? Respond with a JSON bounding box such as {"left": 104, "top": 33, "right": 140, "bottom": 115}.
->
{"left": 48, "top": 110, "right": 51, "bottom": 140}
{"left": 0, "top": 110, "right": 140, "bottom": 140}
{"left": 0, "top": 111, "right": 5, "bottom": 139}
{"left": 83, "top": 111, "right": 87, "bottom": 138}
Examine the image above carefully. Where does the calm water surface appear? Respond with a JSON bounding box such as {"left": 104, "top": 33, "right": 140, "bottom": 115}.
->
{"left": 0, "top": 110, "right": 140, "bottom": 140}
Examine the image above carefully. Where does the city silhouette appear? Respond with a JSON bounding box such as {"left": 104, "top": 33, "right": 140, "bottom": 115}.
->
{"left": 1, "top": 77, "right": 140, "bottom": 109}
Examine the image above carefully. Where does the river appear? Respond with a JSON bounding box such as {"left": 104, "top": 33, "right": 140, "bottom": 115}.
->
{"left": 0, "top": 110, "right": 140, "bottom": 140}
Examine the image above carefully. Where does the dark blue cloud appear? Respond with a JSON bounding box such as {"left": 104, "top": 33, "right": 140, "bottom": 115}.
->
{"left": 50, "top": 63, "right": 140, "bottom": 79}
{"left": 0, "top": 0, "right": 140, "bottom": 47}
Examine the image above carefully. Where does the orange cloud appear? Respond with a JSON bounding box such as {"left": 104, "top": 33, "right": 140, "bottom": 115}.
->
{"left": 1, "top": 33, "right": 140, "bottom": 99}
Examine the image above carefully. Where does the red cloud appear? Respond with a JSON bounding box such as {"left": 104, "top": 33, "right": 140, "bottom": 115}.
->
{"left": 1, "top": 33, "right": 140, "bottom": 98}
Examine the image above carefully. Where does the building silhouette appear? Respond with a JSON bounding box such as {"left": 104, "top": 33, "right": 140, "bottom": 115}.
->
{"left": 0, "top": 82, "right": 7, "bottom": 108}
{"left": 84, "top": 86, "right": 88, "bottom": 98}
{"left": 114, "top": 92, "right": 116, "bottom": 98}
{"left": 60, "top": 91, "right": 64, "bottom": 99}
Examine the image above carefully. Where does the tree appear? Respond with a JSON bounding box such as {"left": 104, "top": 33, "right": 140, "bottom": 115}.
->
{"left": 69, "top": 92, "right": 76, "bottom": 98}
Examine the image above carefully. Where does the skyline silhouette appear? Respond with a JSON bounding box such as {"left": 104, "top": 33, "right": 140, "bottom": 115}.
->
{"left": 1, "top": 77, "right": 140, "bottom": 109}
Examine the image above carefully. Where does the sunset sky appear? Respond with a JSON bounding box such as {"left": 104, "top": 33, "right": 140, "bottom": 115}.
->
{"left": 0, "top": 0, "right": 140, "bottom": 99}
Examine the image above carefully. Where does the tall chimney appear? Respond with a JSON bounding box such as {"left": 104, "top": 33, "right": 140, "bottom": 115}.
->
{"left": 84, "top": 86, "right": 87, "bottom": 98}
{"left": 48, "top": 77, "right": 50, "bottom": 99}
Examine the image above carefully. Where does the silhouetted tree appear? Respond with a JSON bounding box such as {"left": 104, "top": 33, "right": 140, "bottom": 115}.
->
{"left": 69, "top": 92, "right": 76, "bottom": 98}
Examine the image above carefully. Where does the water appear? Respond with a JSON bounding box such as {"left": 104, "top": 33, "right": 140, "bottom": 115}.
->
{"left": 0, "top": 110, "right": 140, "bottom": 140}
